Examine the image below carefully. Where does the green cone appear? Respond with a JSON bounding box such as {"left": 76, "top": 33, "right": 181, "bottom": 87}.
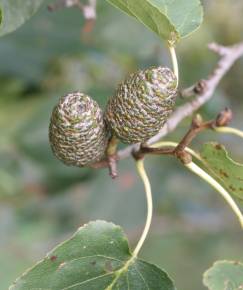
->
{"left": 105, "top": 66, "right": 177, "bottom": 144}
{"left": 49, "top": 92, "right": 108, "bottom": 167}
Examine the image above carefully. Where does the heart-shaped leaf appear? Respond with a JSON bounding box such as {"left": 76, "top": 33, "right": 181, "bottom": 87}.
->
{"left": 106, "top": 0, "right": 203, "bottom": 42}
{"left": 203, "top": 260, "right": 243, "bottom": 290}
{"left": 0, "top": 0, "right": 44, "bottom": 37}
{"left": 10, "top": 220, "right": 175, "bottom": 290}
{"left": 199, "top": 142, "right": 243, "bottom": 201}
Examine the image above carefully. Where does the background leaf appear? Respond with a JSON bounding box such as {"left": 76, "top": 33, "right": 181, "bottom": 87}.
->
{"left": 106, "top": 0, "right": 203, "bottom": 41}
{"left": 10, "top": 221, "right": 176, "bottom": 290}
{"left": 199, "top": 142, "right": 243, "bottom": 201}
{"left": 0, "top": 0, "right": 44, "bottom": 37}
{"left": 0, "top": 7, "right": 2, "bottom": 25}
{"left": 203, "top": 260, "right": 243, "bottom": 290}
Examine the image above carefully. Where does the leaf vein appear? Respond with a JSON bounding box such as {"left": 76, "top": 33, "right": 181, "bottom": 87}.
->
{"left": 61, "top": 272, "right": 114, "bottom": 290}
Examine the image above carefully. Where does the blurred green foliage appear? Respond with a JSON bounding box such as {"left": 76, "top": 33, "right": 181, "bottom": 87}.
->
{"left": 0, "top": 1, "right": 243, "bottom": 289}
{"left": 203, "top": 260, "right": 243, "bottom": 290}
{"left": 0, "top": 0, "right": 44, "bottom": 36}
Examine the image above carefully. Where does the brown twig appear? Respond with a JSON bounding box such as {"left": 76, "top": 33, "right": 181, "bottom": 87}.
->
{"left": 135, "top": 108, "right": 232, "bottom": 164}
{"left": 134, "top": 115, "right": 205, "bottom": 162}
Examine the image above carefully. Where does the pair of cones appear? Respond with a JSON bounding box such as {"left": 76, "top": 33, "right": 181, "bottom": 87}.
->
{"left": 49, "top": 66, "right": 177, "bottom": 167}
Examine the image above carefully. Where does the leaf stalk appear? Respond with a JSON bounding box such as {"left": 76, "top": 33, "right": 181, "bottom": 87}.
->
{"left": 133, "top": 159, "right": 153, "bottom": 257}
{"left": 168, "top": 44, "right": 179, "bottom": 88}
{"left": 215, "top": 126, "right": 243, "bottom": 139}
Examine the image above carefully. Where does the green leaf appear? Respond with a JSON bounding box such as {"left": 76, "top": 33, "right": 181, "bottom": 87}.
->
{"left": 203, "top": 260, "right": 243, "bottom": 290}
{"left": 10, "top": 221, "right": 175, "bottom": 290}
{"left": 199, "top": 142, "right": 243, "bottom": 201}
{"left": 106, "top": 0, "right": 203, "bottom": 42}
{"left": 0, "top": 0, "right": 44, "bottom": 37}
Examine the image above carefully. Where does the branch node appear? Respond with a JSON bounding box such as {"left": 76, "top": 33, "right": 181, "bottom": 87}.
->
{"left": 132, "top": 146, "right": 144, "bottom": 161}
{"left": 175, "top": 150, "right": 192, "bottom": 164}
{"left": 192, "top": 114, "right": 204, "bottom": 128}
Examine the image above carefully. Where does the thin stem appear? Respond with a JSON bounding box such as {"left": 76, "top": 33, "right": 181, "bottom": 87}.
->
{"left": 151, "top": 141, "right": 202, "bottom": 161}
{"left": 133, "top": 159, "right": 153, "bottom": 257}
{"left": 107, "top": 135, "right": 119, "bottom": 156}
{"left": 215, "top": 126, "right": 243, "bottom": 138}
{"left": 168, "top": 44, "right": 179, "bottom": 87}
{"left": 185, "top": 162, "right": 243, "bottom": 229}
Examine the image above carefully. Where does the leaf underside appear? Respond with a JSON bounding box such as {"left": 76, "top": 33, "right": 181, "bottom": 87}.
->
{"left": 0, "top": 0, "right": 44, "bottom": 37}
{"left": 106, "top": 0, "right": 203, "bottom": 41}
{"left": 203, "top": 260, "right": 243, "bottom": 290}
{"left": 10, "top": 220, "right": 175, "bottom": 290}
{"left": 200, "top": 142, "right": 243, "bottom": 201}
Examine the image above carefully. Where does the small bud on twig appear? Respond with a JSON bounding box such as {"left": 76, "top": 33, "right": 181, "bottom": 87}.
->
{"left": 215, "top": 108, "right": 233, "bottom": 127}
{"left": 193, "top": 79, "right": 207, "bottom": 95}
{"left": 192, "top": 114, "right": 204, "bottom": 128}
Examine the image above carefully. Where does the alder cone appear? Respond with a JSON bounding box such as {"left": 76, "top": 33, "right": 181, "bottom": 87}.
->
{"left": 49, "top": 92, "right": 108, "bottom": 167}
{"left": 105, "top": 66, "right": 177, "bottom": 144}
